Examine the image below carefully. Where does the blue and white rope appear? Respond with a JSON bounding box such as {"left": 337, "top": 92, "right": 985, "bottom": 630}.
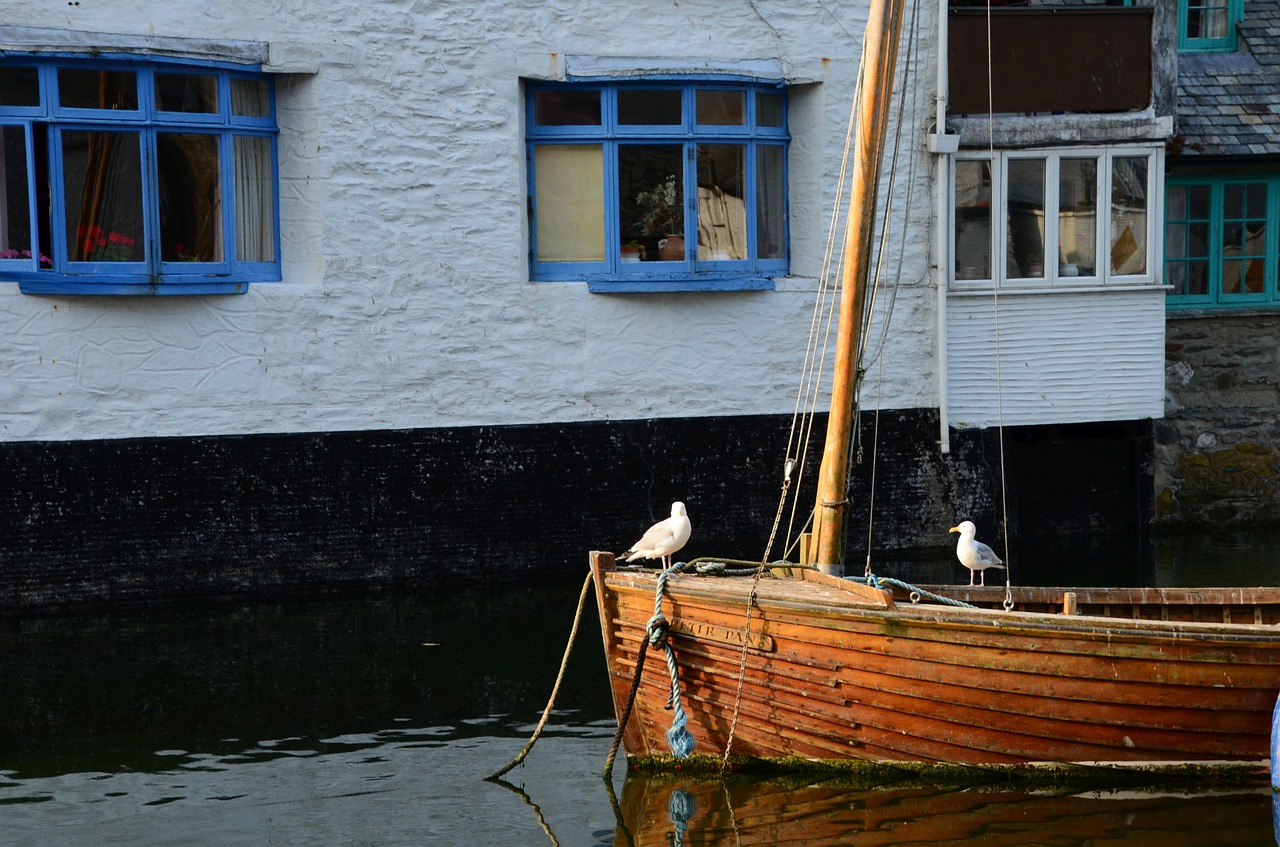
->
{"left": 648, "top": 563, "right": 697, "bottom": 758}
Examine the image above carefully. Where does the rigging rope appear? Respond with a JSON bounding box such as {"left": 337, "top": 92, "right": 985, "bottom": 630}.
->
{"left": 860, "top": 0, "right": 922, "bottom": 576}
{"left": 771, "top": 63, "right": 864, "bottom": 562}
{"left": 982, "top": 0, "right": 1014, "bottom": 611}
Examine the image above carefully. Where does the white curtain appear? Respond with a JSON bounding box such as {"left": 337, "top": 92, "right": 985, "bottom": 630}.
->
{"left": 233, "top": 135, "right": 274, "bottom": 262}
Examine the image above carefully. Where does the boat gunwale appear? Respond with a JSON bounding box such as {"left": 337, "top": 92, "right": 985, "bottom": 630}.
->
{"left": 600, "top": 566, "right": 1280, "bottom": 644}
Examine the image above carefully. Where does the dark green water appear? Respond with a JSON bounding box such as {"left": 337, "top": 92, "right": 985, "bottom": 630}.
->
{"left": 1, "top": 568, "right": 1278, "bottom": 845}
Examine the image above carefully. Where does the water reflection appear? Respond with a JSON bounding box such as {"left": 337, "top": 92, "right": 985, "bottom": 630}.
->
{"left": 0, "top": 583, "right": 615, "bottom": 779}
{"left": 609, "top": 774, "right": 1276, "bottom": 847}
{"left": 1, "top": 577, "right": 1278, "bottom": 846}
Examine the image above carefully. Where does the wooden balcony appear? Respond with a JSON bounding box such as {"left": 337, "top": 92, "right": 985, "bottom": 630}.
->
{"left": 948, "top": 7, "right": 1153, "bottom": 116}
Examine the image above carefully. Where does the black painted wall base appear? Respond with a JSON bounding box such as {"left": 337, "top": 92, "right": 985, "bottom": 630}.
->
{"left": 0, "top": 411, "right": 1153, "bottom": 612}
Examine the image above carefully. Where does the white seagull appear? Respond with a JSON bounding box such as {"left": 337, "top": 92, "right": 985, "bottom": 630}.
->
{"left": 622, "top": 502, "right": 692, "bottom": 568}
{"left": 949, "top": 520, "right": 1005, "bottom": 586}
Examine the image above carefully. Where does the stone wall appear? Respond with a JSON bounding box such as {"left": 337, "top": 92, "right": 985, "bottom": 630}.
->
{"left": 1156, "top": 313, "right": 1280, "bottom": 526}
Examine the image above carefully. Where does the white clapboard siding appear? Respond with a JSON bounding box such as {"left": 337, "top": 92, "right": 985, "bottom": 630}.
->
{"left": 946, "top": 288, "right": 1165, "bottom": 429}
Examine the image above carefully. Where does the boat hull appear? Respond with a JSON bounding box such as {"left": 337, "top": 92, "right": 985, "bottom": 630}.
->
{"left": 590, "top": 551, "right": 1280, "bottom": 774}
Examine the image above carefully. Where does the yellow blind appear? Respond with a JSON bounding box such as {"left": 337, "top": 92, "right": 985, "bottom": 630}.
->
{"left": 535, "top": 144, "right": 604, "bottom": 262}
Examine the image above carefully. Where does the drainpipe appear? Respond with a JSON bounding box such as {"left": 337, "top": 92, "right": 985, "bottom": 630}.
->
{"left": 931, "top": 0, "right": 953, "bottom": 454}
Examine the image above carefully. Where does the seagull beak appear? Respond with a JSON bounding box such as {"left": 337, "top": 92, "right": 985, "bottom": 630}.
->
{"left": 948, "top": 525, "right": 960, "bottom": 533}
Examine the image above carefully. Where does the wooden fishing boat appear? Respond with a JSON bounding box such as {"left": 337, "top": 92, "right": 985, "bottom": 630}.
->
{"left": 591, "top": 552, "right": 1280, "bottom": 774}
{"left": 589, "top": 0, "right": 1280, "bottom": 779}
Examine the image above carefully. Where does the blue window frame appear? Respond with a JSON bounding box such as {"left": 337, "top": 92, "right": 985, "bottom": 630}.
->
{"left": 1178, "top": 0, "right": 1243, "bottom": 52}
{"left": 526, "top": 80, "right": 789, "bottom": 292}
{"left": 0, "top": 56, "right": 280, "bottom": 295}
{"left": 1165, "top": 175, "right": 1278, "bottom": 309}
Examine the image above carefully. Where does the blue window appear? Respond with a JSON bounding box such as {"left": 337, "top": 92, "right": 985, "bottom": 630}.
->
{"left": 526, "top": 80, "right": 788, "bottom": 292}
{"left": 1178, "top": 0, "right": 1243, "bottom": 52}
{"left": 0, "top": 57, "right": 280, "bottom": 295}
{"left": 1165, "top": 176, "right": 1277, "bottom": 308}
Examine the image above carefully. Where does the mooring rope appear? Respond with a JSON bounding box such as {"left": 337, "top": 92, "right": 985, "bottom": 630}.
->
{"left": 603, "top": 634, "right": 650, "bottom": 780}
{"left": 849, "top": 574, "right": 978, "bottom": 608}
{"left": 485, "top": 569, "right": 594, "bottom": 781}
{"left": 650, "top": 564, "right": 697, "bottom": 759}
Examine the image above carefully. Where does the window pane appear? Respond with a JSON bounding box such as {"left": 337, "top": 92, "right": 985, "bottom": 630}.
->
{"left": 156, "top": 73, "right": 218, "bottom": 114}
{"left": 619, "top": 144, "right": 684, "bottom": 260}
{"left": 1187, "top": 259, "right": 1208, "bottom": 295}
{"left": 1186, "top": 3, "right": 1229, "bottom": 38}
{"left": 234, "top": 135, "right": 275, "bottom": 262}
{"left": 696, "top": 144, "right": 747, "bottom": 261}
{"left": 696, "top": 90, "right": 744, "bottom": 126}
{"left": 0, "top": 66, "right": 40, "bottom": 107}
{"left": 756, "top": 92, "right": 784, "bottom": 128}
{"left": 954, "top": 159, "right": 991, "bottom": 280}
{"left": 1221, "top": 182, "right": 1266, "bottom": 296}
{"left": 58, "top": 68, "right": 138, "bottom": 110}
{"left": 1006, "top": 159, "right": 1045, "bottom": 279}
{"left": 158, "top": 133, "right": 224, "bottom": 262}
{"left": 1110, "top": 156, "right": 1147, "bottom": 275}
{"left": 62, "top": 130, "right": 143, "bottom": 262}
{"left": 1059, "top": 158, "right": 1097, "bottom": 277}
{"left": 535, "top": 144, "right": 604, "bottom": 262}
{"left": 0, "top": 126, "right": 39, "bottom": 264}
{"left": 231, "top": 78, "right": 271, "bottom": 117}
{"left": 1166, "top": 182, "right": 1210, "bottom": 296}
{"left": 535, "top": 90, "right": 601, "bottom": 126}
{"left": 756, "top": 144, "right": 785, "bottom": 260}
{"left": 618, "top": 89, "right": 681, "bottom": 125}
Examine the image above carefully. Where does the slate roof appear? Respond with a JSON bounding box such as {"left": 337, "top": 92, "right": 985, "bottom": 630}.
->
{"left": 1176, "top": 0, "right": 1280, "bottom": 157}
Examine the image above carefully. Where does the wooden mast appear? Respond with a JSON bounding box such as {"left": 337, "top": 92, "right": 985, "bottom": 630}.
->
{"left": 811, "top": 0, "right": 907, "bottom": 572}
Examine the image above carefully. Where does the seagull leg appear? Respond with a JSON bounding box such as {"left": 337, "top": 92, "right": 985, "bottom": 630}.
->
{"left": 969, "top": 570, "right": 975, "bottom": 586}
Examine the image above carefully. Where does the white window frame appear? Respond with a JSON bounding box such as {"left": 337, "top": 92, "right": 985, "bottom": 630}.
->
{"left": 950, "top": 146, "right": 1164, "bottom": 292}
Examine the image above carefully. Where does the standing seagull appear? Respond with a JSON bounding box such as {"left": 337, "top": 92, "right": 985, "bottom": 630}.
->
{"left": 949, "top": 520, "right": 1005, "bottom": 586}
{"left": 622, "top": 502, "right": 692, "bottom": 568}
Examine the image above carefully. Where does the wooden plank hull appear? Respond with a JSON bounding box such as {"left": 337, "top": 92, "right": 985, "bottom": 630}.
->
{"left": 590, "top": 552, "right": 1280, "bottom": 773}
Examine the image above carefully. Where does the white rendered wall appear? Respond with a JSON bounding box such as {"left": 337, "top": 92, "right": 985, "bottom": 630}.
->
{"left": 0, "top": 2, "right": 942, "bottom": 443}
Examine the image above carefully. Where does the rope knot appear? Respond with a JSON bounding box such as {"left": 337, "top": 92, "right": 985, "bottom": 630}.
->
{"left": 646, "top": 612, "right": 670, "bottom": 647}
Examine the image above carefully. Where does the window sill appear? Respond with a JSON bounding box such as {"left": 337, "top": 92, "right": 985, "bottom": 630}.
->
{"left": 584, "top": 276, "right": 775, "bottom": 294}
{"left": 17, "top": 279, "right": 251, "bottom": 296}
{"left": 1166, "top": 304, "right": 1280, "bottom": 319}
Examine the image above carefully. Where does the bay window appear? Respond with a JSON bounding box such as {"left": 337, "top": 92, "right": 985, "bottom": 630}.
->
{"left": 526, "top": 80, "right": 788, "bottom": 292}
{"left": 952, "top": 148, "right": 1159, "bottom": 288}
{"left": 1165, "top": 176, "right": 1278, "bottom": 309}
{"left": 0, "top": 57, "right": 280, "bottom": 295}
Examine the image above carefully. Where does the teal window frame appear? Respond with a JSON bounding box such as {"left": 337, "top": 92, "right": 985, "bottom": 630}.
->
{"left": 1164, "top": 174, "right": 1279, "bottom": 309}
{"left": 1178, "top": 0, "right": 1243, "bottom": 52}
{"left": 0, "top": 55, "right": 281, "bottom": 296}
{"left": 525, "top": 79, "right": 789, "bottom": 293}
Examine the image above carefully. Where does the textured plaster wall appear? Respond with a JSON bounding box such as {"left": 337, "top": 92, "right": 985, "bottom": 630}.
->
{"left": 1156, "top": 314, "right": 1280, "bottom": 527}
{"left": 0, "top": 0, "right": 941, "bottom": 444}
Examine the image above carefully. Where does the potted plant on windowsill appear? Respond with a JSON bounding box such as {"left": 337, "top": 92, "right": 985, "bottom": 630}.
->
{"left": 635, "top": 174, "right": 684, "bottom": 260}
{"left": 621, "top": 240, "right": 645, "bottom": 262}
